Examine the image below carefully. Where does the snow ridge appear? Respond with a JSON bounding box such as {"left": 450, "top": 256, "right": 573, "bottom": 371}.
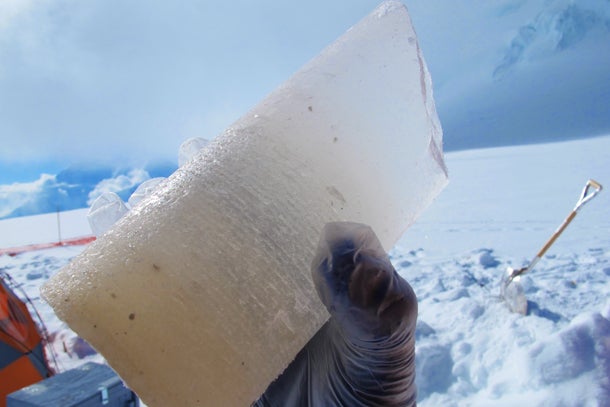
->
{"left": 494, "top": 0, "right": 610, "bottom": 78}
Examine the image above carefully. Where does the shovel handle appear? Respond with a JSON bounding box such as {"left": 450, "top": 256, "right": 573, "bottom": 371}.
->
{"left": 575, "top": 179, "right": 603, "bottom": 211}
{"left": 536, "top": 211, "right": 576, "bottom": 258}
{"left": 536, "top": 179, "right": 602, "bottom": 259}
{"left": 503, "top": 179, "right": 603, "bottom": 307}
{"left": 516, "top": 179, "right": 603, "bottom": 279}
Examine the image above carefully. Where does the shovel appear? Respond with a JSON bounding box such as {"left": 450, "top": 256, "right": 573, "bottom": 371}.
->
{"left": 501, "top": 179, "right": 603, "bottom": 314}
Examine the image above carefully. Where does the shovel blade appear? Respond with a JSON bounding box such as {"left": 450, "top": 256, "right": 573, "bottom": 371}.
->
{"left": 501, "top": 268, "right": 528, "bottom": 315}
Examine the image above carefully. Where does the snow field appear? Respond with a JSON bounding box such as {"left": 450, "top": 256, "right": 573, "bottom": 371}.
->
{"left": 396, "top": 135, "right": 610, "bottom": 405}
{"left": 1, "top": 135, "right": 609, "bottom": 405}
{"left": 394, "top": 247, "right": 610, "bottom": 406}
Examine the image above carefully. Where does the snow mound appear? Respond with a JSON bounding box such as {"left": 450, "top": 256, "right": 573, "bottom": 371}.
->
{"left": 395, "top": 244, "right": 610, "bottom": 406}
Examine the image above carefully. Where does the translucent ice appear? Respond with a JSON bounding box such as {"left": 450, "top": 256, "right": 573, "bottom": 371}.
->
{"left": 178, "top": 137, "right": 210, "bottom": 167}
{"left": 127, "top": 177, "right": 166, "bottom": 208}
{"left": 87, "top": 192, "right": 129, "bottom": 237}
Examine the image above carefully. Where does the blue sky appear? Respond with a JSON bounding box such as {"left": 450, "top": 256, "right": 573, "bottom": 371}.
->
{"left": 1, "top": 0, "right": 609, "bottom": 185}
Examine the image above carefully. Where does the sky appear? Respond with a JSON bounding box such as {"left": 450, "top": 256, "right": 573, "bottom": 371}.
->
{"left": 0, "top": 0, "right": 381, "bottom": 182}
{"left": 1, "top": 0, "right": 609, "bottom": 184}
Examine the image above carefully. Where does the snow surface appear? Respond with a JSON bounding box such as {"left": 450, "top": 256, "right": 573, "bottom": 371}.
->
{"left": 0, "top": 208, "right": 90, "bottom": 248}
{"left": 1, "top": 135, "right": 609, "bottom": 406}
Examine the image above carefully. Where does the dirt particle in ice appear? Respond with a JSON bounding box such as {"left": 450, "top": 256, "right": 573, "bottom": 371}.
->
{"left": 326, "top": 186, "right": 346, "bottom": 205}
{"left": 152, "top": 263, "right": 161, "bottom": 271}
{"left": 308, "top": 105, "right": 313, "bottom": 112}
{"left": 64, "top": 297, "right": 70, "bottom": 302}
{"left": 111, "top": 292, "right": 117, "bottom": 299}
{"left": 129, "top": 313, "right": 136, "bottom": 321}
{"left": 241, "top": 361, "right": 245, "bottom": 366}
{"left": 333, "top": 137, "right": 338, "bottom": 143}
{"left": 93, "top": 324, "right": 97, "bottom": 329}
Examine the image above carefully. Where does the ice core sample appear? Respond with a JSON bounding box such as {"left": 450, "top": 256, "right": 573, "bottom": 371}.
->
{"left": 41, "top": 1, "right": 448, "bottom": 406}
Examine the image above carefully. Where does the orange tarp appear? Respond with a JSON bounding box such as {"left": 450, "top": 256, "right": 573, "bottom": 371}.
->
{"left": 0, "top": 355, "right": 46, "bottom": 406}
{"left": 1, "top": 278, "right": 52, "bottom": 406}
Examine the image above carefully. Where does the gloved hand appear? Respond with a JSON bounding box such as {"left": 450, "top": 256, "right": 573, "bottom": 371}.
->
{"left": 253, "top": 222, "right": 418, "bottom": 407}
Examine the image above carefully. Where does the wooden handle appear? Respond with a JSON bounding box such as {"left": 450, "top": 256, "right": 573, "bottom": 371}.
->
{"left": 588, "top": 179, "right": 602, "bottom": 191}
{"left": 537, "top": 210, "right": 577, "bottom": 258}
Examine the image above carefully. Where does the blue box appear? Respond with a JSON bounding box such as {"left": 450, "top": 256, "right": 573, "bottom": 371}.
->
{"left": 7, "top": 362, "right": 139, "bottom": 407}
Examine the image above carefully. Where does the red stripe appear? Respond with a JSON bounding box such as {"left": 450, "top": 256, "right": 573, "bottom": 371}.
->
{"left": 0, "top": 236, "right": 96, "bottom": 257}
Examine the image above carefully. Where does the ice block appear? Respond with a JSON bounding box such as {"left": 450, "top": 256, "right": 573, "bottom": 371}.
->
{"left": 41, "top": 1, "right": 448, "bottom": 405}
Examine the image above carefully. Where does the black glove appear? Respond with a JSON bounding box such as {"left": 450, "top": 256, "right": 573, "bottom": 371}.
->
{"left": 254, "top": 222, "right": 418, "bottom": 407}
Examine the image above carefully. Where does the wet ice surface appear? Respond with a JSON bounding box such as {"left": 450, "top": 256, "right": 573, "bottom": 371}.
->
{"left": 1, "top": 135, "right": 609, "bottom": 406}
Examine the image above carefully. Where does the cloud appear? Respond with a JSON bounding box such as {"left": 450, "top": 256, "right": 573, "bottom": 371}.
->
{"left": 87, "top": 169, "right": 150, "bottom": 206}
{"left": 0, "top": 164, "right": 170, "bottom": 219}
{"left": 0, "top": 174, "right": 56, "bottom": 218}
{"left": 0, "top": 0, "right": 224, "bottom": 164}
{"left": 0, "top": 0, "right": 379, "bottom": 168}
{"left": 0, "top": 0, "right": 37, "bottom": 32}
{"left": 1, "top": 0, "right": 609, "bottom": 177}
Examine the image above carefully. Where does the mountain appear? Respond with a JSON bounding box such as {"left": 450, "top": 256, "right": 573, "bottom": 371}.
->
{"left": 408, "top": 0, "right": 610, "bottom": 151}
